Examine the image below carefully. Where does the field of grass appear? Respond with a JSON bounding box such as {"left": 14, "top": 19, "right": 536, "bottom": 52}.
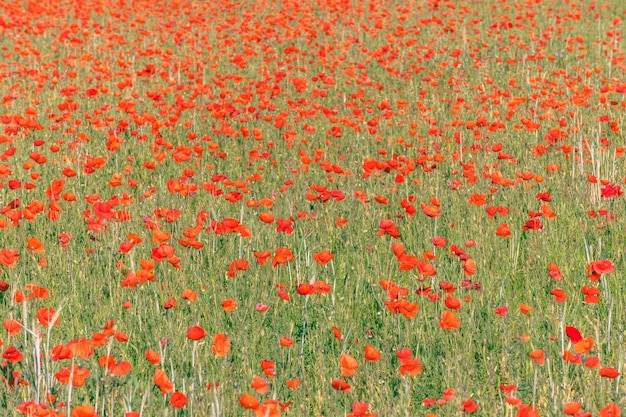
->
{"left": 0, "top": 0, "right": 626, "bottom": 415}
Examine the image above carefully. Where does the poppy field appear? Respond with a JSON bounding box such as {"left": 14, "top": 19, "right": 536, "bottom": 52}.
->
{"left": 1, "top": 0, "right": 626, "bottom": 415}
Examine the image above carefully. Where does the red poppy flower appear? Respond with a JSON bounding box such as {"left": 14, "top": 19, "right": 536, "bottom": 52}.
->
{"left": 420, "top": 202, "right": 441, "bottom": 217}
{"left": 98, "top": 355, "right": 115, "bottom": 370}
{"left": 331, "top": 379, "right": 351, "bottom": 392}
{"left": 432, "top": 236, "right": 447, "bottom": 247}
{"left": 279, "top": 336, "right": 294, "bottom": 347}
{"left": 250, "top": 251, "right": 269, "bottom": 267}
{"left": 187, "top": 325, "right": 207, "bottom": 341}
{"left": 468, "top": 193, "right": 487, "bottom": 206}
{"left": 27, "top": 237, "right": 45, "bottom": 254}
{"left": 313, "top": 250, "right": 334, "bottom": 266}
{"left": 463, "top": 399, "right": 479, "bottom": 413}
{"left": 397, "top": 350, "right": 423, "bottom": 377}
{"left": 462, "top": 258, "right": 476, "bottom": 276}
{"left": 260, "top": 359, "right": 276, "bottom": 378}
{"left": 494, "top": 306, "right": 508, "bottom": 317}
{"left": 111, "top": 361, "right": 131, "bottom": 376}
{"left": 364, "top": 344, "right": 381, "bottom": 362}
{"left": 599, "top": 403, "right": 620, "bottom": 417}
{"left": 286, "top": 379, "right": 301, "bottom": 389}
{"left": 221, "top": 298, "right": 237, "bottom": 312}
{"left": 550, "top": 288, "right": 567, "bottom": 302}
{"left": 522, "top": 218, "right": 543, "bottom": 231}
{"left": 581, "top": 286, "right": 601, "bottom": 303}
{"left": 145, "top": 350, "right": 160, "bottom": 365}
{"left": 495, "top": 223, "right": 511, "bottom": 237}
{"left": 296, "top": 283, "right": 315, "bottom": 295}
{"left": 2, "top": 346, "right": 23, "bottom": 363}
{"left": 347, "top": 401, "right": 376, "bottom": 417}
{"left": 55, "top": 364, "right": 90, "bottom": 387}
{"left": 71, "top": 405, "right": 100, "bottom": 417}
{"left": 4, "top": 319, "right": 21, "bottom": 336}
{"left": 154, "top": 369, "right": 174, "bottom": 394}
{"left": 549, "top": 263, "right": 563, "bottom": 281}
{"left": 563, "top": 402, "right": 582, "bottom": 415}
{"left": 563, "top": 351, "right": 582, "bottom": 364}
{"left": 519, "top": 304, "right": 534, "bottom": 314}
{"left": 529, "top": 350, "right": 545, "bottom": 364}
{"left": 332, "top": 326, "right": 343, "bottom": 341}
{"left": 573, "top": 337, "right": 594, "bottom": 354}
{"left": 444, "top": 296, "right": 461, "bottom": 310}
{"left": 212, "top": 333, "right": 230, "bottom": 357}
{"left": 584, "top": 356, "right": 601, "bottom": 368}
{"left": 0, "top": 249, "right": 19, "bottom": 267}
{"left": 516, "top": 404, "right": 540, "bottom": 417}
{"left": 239, "top": 393, "right": 260, "bottom": 410}
{"left": 37, "top": 308, "right": 60, "bottom": 327}
{"left": 340, "top": 354, "right": 359, "bottom": 376}
{"left": 599, "top": 367, "right": 620, "bottom": 378}
{"left": 182, "top": 289, "right": 197, "bottom": 301}
{"left": 587, "top": 259, "right": 615, "bottom": 281}
{"left": 439, "top": 311, "right": 460, "bottom": 331}
{"left": 170, "top": 392, "right": 187, "bottom": 408}
{"left": 258, "top": 212, "right": 275, "bottom": 224}
{"left": 250, "top": 376, "right": 269, "bottom": 394}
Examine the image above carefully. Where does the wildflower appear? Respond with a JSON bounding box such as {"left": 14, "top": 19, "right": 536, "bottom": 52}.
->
{"left": 364, "top": 345, "right": 381, "bottom": 362}
{"left": 439, "top": 311, "right": 460, "bottom": 331}
{"left": 186, "top": 326, "right": 207, "bottom": 341}
{"left": 340, "top": 354, "right": 359, "bottom": 376}
{"left": 212, "top": 333, "right": 230, "bottom": 357}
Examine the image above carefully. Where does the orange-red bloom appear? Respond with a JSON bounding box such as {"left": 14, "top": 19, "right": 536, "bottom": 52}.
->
{"left": 187, "top": 325, "right": 207, "bottom": 341}
{"left": 2, "top": 345, "right": 23, "bottom": 363}
{"left": 439, "top": 311, "right": 460, "bottom": 331}
{"left": 286, "top": 379, "right": 301, "bottom": 389}
{"left": 420, "top": 202, "right": 441, "bottom": 218}
{"left": 573, "top": 337, "right": 594, "bottom": 354}
{"left": 279, "top": 336, "right": 294, "bottom": 347}
{"left": 0, "top": 249, "right": 19, "bottom": 267}
{"left": 340, "top": 354, "right": 359, "bottom": 376}
{"left": 347, "top": 401, "right": 377, "bottom": 417}
{"left": 55, "top": 365, "right": 90, "bottom": 387}
{"left": 564, "top": 402, "right": 582, "bottom": 415}
{"left": 364, "top": 344, "right": 381, "bottom": 362}
{"left": 463, "top": 399, "right": 480, "bottom": 413}
{"left": 250, "top": 376, "right": 269, "bottom": 394}
{"left": 4, "top": 319, "right": 21, "bottom": 336}
{"left": 495, "top": 223, "right": 511, "bottom": 238}
{"left": 529, "top": 350, "right": 545, "bottom": 365}
{"left": 516, "top": 404, "right": 541, "bottom": 417}
{"left": 170, "top": 392, "right": 187, "bottom": 408}
{"left": 27, "top": 237, "right": 45, "bottom": 254}
{"left": 145, "top": 349, "right": 160, "bottom": 365}
{"left": 154, "top": 369, "right": 174, "bottom": 394}
{"left": 239, "top": 393, "right": 260, "bottom": 410}
{"left": 221, "top": 298, "right": 237, "bottom": 312}
{"left": 599, "top": 367, "right": 620, "bottom": 378}
{"left": 599, "top": 403, "right": 620, "bottom": 417}
{"left": 396, "top": 348, "right": 423, "bottom": 376}
{"left": 331, "top": 379, "right": 351, "bottom": 392}
{"left": 212, "top": 333, "right": 231, "bottom": 357}
{"left": 313, "top": 250, "right": 334, "bottom": 266}
{"left": 258, "top": 212, "right": 275, "bottom": 224}
{"left": 71, "top": 405, "right": 99, "bottom": 417}
{"left": 37, "top": 307, "right": 60, "bottom": 327}
{"left": 444, "top": 296, "right": 461, "bottom": 310}
{"left": 587, "top": 259, "right": 616, "bottom": 282}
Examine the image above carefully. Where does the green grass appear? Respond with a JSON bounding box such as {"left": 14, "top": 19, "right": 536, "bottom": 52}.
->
{"left": 0, "top": 0, "right": 626, "bottom": 416}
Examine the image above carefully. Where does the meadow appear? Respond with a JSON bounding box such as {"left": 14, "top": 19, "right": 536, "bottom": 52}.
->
{"left": 0, "top": 0, "right": 625, "bottom": 415}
